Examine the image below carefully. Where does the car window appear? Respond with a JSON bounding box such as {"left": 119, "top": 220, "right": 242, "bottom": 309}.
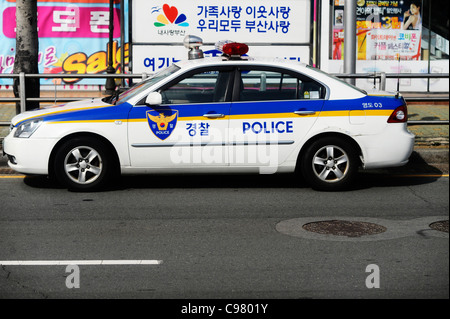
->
{"left": 239, "top": 68, "right": 325, "bottom": 102}
{"left": 116, "top": 64, "right": 181, "bottom": 105}
{"left": 160, "top": 69, "right": 233, "bottom": 105}
{"left": 306, "top": 65, "right": 367, "bottom": 95}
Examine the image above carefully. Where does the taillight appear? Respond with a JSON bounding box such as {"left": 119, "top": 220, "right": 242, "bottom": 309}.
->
{"left": 387, "top": 105, "right": 408, "bottom": 123}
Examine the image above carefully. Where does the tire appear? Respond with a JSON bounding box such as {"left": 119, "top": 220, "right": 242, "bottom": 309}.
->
{"left": 54, "top": 138, "right": 115, "bottom": 191}
{"left": 300, "top": 137, "right": 359, "bottom": 191}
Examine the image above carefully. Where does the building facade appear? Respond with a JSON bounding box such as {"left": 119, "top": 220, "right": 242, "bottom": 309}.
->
{"left": 1, "top": 0, "right": 448, "bottom": 92}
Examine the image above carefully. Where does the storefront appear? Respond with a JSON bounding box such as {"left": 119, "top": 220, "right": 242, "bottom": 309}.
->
{"left": 1, "top": 0, "right": 448, "bottom": 92}
{"left": 320, "top": 0, "right": 449, "bottom": 92}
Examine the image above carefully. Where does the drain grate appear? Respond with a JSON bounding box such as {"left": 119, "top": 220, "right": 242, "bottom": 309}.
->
{"left": 430, "top": 220, "right": 449, "bottom": 233}
{"left": 302, "top": 220, "right": 387, "bottom": 238}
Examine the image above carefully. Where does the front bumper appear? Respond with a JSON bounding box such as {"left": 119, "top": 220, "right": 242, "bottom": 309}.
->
{"left": 3, "top": 133, "right": 57, "bottom": 175}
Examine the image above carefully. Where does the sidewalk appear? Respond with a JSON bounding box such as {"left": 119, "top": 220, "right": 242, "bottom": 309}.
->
{"left": 401, "top": 93, "right": 449, "bottom": 171}
{"left": 0, "top": 91, "right": 448, "bottom": 174}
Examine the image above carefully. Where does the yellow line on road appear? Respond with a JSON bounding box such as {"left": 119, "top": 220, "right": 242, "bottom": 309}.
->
{"left": 393, "top": 174, "right": 449, "bottom": 178}
{"left": 0, "top": 175, "right": 25, "bottom": 179}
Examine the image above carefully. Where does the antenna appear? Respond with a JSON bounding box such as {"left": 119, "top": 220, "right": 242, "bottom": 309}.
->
{"left": 396, "top": 53, "right": 401, "bottom": 98}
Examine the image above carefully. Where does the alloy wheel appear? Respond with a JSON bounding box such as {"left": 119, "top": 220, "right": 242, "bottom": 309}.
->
{"left": 64, "top": 146, "right": 103, "bottom": 185}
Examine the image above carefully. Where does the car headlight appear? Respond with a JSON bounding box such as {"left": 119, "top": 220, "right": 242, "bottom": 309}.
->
{"left": 14, "top": 118, "right": 43, "bottom": 138}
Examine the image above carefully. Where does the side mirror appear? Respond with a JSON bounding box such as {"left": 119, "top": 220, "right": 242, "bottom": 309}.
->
{"left": 145, "top": 92, "right": 162, "bottom": 106}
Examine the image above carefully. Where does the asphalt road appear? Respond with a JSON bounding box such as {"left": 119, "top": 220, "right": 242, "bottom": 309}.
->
{"left": 0, "top": 168, "right": 448, "bottom": 303}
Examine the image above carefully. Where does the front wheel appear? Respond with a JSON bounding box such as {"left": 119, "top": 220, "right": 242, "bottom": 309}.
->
{"left": 300, "top": 137, "right": 359, "bottom": 191}
{"left": 54, "top": 138, "right": 114, "bottom": 190}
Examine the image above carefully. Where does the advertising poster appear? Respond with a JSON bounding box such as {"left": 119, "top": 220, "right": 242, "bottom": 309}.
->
{"left": 0, "top": 0, "right": 128, "bottom": 86}
{"left": 332, "top": 0, "right": 423, "bottom": 61}
{"left": 332, "top": 0, "right": 345, "bottom": 60}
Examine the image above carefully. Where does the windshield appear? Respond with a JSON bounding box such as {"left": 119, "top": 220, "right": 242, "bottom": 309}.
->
{"left": 115, "top": 64, "right": 181, "bottom": 104}
{"left": 306, "top": 65, "right": 367, "bottom": 95}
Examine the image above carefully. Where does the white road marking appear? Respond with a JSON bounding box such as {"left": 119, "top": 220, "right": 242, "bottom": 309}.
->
{"left": 0, "top": 260, "right": 162, "bottom": 266}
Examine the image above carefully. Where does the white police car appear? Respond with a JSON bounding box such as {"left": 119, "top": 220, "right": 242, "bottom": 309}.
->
{"left": 3, "top": 36, "right": 415, "bottom": 191}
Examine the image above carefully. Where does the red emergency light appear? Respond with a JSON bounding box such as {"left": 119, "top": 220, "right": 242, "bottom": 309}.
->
{"left": 222, "top": 42, "right": 249, "bottom": 58}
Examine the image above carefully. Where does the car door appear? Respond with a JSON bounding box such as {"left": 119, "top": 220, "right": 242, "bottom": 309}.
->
{"left": 228, "top": 66, "right": 326, "bottom": 172}
{"left": 127, "top": 66, "right": 234, "bottom": 168}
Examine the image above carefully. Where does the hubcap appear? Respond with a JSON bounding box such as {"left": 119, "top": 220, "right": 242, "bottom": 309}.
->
{"left": 64, "top": 146, "right": 103, "bottom": 184}
{"left": 312, "top": 145, "right": 349, "bottom": 183}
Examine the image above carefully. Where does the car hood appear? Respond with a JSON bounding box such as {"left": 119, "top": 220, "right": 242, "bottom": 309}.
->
{"left": 11, "top": 98, "right": 112, "bottom": 126}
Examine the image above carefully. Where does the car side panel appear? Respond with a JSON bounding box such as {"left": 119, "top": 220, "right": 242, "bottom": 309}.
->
{"left": 228, "top": 99, "right": 324, "bottom": 171}
{"left": 283, "top": 96, "right": 414, "bottom": 169}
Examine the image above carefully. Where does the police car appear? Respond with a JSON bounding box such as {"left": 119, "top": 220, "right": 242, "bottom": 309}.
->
{"left": 3, "top": 35, "right": 415, "bottom": 191}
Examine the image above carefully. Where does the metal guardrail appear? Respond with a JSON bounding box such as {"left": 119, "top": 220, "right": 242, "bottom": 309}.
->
{"left": 0, "top": 72, "right": 448, "bottom": 127}
{"left": 407, "top": 120, "right": 448, "bottom": 125}
{"left": 0, "top": 73, "right": 147, "bottom": 107}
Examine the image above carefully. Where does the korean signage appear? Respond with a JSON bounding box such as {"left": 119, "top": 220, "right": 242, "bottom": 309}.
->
{"left": 332, "top": 0, "right": 423, "bottom": 61}
{"left": 132, "top": 0, "right": 311, "bottom": 44}
{"left": 133, "top": 45, "right": 310, "bottom": 74}
{"left": 0, "top": 0, "right": 128, "bottom": 86}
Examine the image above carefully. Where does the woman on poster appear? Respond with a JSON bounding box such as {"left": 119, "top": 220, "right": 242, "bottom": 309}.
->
{"left": 403, "top": 1, "right": 422, "bottom": 31}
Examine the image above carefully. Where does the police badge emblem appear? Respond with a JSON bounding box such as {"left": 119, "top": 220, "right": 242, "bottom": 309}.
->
{"left": 146, "top": 109, "right": 178, "bottom": 140}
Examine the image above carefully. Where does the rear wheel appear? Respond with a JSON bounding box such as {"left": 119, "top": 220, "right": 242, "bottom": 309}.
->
{"left": 54, "top": 138, "right": 114, "bottom": 190}
{"left": 301, "top": 137, "right": 359, "bottom": 191}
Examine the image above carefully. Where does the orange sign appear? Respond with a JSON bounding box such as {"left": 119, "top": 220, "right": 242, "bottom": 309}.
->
{"left": 61, "top": 41, "right": 129, "bottom": 83}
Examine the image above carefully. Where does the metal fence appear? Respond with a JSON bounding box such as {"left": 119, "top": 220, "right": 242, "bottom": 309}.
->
{"left": 0, "top": 72, "right": 449, "bottom": 127}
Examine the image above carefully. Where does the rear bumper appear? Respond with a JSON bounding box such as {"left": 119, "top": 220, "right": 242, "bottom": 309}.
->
{"left": 357, "top": 124, "right": 415, "bottom": 169}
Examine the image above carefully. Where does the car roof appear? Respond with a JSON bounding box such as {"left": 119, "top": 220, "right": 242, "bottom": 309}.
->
{"left": 172, "top": 56, "right": 367, "bottom": 100}
{"left": 173, "top": 56, "right": 324, "bottom": 85}
{"left": 174, "top": 56, "right": 309, "bottom": 70}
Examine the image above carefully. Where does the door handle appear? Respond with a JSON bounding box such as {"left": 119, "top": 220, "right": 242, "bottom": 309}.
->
{"left": 294, "top": 111, "right": 317, "bottom": 116}
{"left": 203, "top": 113, "right": 225, "bottom": 119}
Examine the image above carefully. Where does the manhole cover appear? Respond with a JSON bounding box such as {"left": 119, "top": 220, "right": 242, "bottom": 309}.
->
{"left": 430, "top": 220, "right": 449, "bottom": 233}
{"left": 302, "top": 220, "right": 387, "bottom": 238}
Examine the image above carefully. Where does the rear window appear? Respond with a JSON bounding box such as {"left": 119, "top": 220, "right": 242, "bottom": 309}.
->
{"left": 306, "top": 65, "right": 367, "bottom": 95}
{"left": 239, "top": 68, "right": 326, "bottom": 102}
